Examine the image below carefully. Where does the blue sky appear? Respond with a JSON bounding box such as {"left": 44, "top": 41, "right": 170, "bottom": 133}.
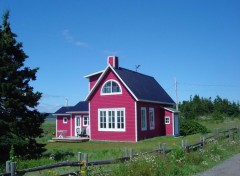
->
{"left": 1, "top": 0, "right": 240, "bottom": 112}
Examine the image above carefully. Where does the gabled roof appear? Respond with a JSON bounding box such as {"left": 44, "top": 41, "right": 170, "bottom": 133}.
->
{"left": 54, "top": 101, "right": 89, "bottom": 115}
{"left": 85, "top": 65, "right": 175, "bottom": 105}
{"left": 54, "top": 106, "right": 74, "bottom": 115}
{"left": 114, "top": 67, "right": 175, "bottom": 104}
{"left": 67, "top": 101, "right": 89, "bottom": 112}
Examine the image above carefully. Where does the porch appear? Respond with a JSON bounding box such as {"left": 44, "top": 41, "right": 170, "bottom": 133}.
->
{"left": 50, "top": 136, "right": 89, "bottom": 143}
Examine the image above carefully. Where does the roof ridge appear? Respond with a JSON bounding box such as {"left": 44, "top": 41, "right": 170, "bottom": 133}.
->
{"left": 118, "top": 67, "right": 154, "bottom": 78}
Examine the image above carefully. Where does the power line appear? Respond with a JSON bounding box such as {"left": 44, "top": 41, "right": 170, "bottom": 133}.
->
{"left": 178, "top": 82, "right": 240, "bottom": 88}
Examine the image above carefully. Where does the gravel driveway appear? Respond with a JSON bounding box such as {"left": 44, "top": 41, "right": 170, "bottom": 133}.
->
{"left": 195, "top": 153, "right": 240, "bottom": 176}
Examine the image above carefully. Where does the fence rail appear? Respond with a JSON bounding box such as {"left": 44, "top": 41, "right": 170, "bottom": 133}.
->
{"left": 1, "top": 127, "right": 238, "bottom": 176}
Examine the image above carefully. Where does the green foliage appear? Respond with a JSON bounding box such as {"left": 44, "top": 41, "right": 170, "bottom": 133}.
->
{"left": 179, "top": 95, "right": 240, "bottom": 120}
{"left": 0, "top": 10, "right": 46, "bottom": 162}
{"left": 113, "top": 139, "right": 240, "bottom": 176}
{"left": 45, "top": 150, "right": 74, "bottom": 161}
{"left": 180, "top": 118, "right": 208, "bottom": 136}
{"left": 9, "top": 145, "right": 16, "bottom": 162}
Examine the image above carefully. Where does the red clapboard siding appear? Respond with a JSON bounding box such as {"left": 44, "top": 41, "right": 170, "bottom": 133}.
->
{"left": 57, "top": 115, "right": 71, "bottom": 137}
{"left": 89, "top": 73, "right": 102, "bottom": 90}
{"left": 89, "top": 69, "right": 136, "bottom": 142}
{"left": 137, "top": 102, "right": 164, "bottom": 140}
{"left": 165, "top": 110, "right": 173, "bottom": 135}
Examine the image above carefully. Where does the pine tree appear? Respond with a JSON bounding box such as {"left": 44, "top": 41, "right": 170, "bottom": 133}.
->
{"left": 0, "top": 11, "right": 46, "bottom": 162}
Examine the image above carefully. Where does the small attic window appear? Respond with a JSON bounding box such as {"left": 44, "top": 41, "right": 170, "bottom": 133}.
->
{"left": 101, "top": 80, "right": 122, "bottom": 95}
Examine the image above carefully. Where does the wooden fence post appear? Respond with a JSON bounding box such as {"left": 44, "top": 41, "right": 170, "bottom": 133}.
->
{"left": 227, "top": 128, "right": 230, "bottom": 142}
{"left": 6, "top": 161, "right": 10, "bottom": 173}
{"left": 237, "top": 126, "right": 239, "bottom": 139}
{"left": 202, "top": 137, "right": 205, "bottom": 149}
{"left": 129, "top": 148, "right": 133, "bottom": 159}
{"left": 185, "top": 140, "right": 189, "bottom": 153}
{"left": 181, "top": 140, "right": 185, "bottom": 149}
{"left": 78, "top": 152, "right": 82, "bottom": 162}
{"left": 158, "top": 142, "right": 162, "bottom": 153}
{"left": 162, "top": 143, "right": 166, "bottom": 158}
{"left": 124, "top": 148, "right": 128, "bottom": 158}
{"left": 11, "top": 162, "right": 16, "bottom": 176}
{"left": 84, "top": 153, "right": 88, "bottom": 167}
{"left": 214, "top": 128, "right": 217, "bottom": 140}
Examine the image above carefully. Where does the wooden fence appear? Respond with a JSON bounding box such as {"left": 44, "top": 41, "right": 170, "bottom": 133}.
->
{"left": 1, "top": 127, "right": 239, "bottom": 176}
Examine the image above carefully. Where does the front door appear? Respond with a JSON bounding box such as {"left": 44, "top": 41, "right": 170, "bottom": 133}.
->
{"left": 174, "top": 114, "right": 180, "bottom": 136}
{"left": 75, "top": 116, "right": 81, "bottom": 136}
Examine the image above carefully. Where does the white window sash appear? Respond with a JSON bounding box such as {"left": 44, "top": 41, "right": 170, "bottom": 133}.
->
{"left": 165, "top": 116, "right": 170, "bottom": 124}
{"left": 149, "top": 108, "right": 155, "bottom": 130}
{"left": 141, "top": 107, "right": 147, "bottom": 131}
{"left": 98, "top": 108, "right": 125, "bottom": 132}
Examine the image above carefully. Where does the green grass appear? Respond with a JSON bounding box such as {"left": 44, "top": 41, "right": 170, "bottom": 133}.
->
{"left": 198, "top": 118, "right": 240, "bottom": 132}
{"left": 4, "top": 118, "right": 239, "bottom": 176}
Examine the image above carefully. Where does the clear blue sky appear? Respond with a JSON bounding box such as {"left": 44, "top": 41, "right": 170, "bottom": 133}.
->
{"left": 1, "top": 0, "right": 240, "bottom": 113}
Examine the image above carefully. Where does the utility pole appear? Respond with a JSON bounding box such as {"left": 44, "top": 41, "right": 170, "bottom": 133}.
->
{"left": 175, "top": 78, "right": 179, "bottom": 111}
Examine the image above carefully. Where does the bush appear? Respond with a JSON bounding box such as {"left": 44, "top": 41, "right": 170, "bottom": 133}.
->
{"left": 180, "top": 118, "right": 208, "bottom": 136}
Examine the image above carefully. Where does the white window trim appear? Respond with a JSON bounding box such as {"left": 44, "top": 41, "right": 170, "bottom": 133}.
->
{"left": 141, "top": 107, "right": 147, "bottom": 131}
{"left": 149, "top": 108, "right": 155, "bottom": 130}
{"left": 83, "top": 116, "right": 89, "bottom": 127}
{"left": 63, "top": 117, "right": 68, "bottom": 124}
{"left": 165, "top": 116, "right": 170, "bottom": 124}
{"left": 98, "top": 108, "right": 125, "bottom": 132}
{"left": 100, "top": 79, "right": 122, "bottom": 95}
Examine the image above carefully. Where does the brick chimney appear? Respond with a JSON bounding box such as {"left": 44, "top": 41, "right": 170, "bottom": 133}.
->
{"left": 108, "top": 56, "right": 119, "bottom": 69}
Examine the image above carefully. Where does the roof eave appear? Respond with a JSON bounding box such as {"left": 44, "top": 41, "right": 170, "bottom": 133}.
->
{"left": 138, "top": 99, "right": 175, "bottom": 105}
{"left": 66, "top": 111, "right": 89, "bottom": 113}
{"left": 84, "top": 70, "right": 104, "bottom": 78}
{"left": 163, "top": 107, "right": 179, "bottom": 113}
{"left": 53, "top": 113, "right": 71, "bottom": 116}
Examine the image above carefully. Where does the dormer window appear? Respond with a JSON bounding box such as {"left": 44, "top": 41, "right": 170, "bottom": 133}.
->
{"left": 101, "top": 80, "right": 122, "bottom": 95}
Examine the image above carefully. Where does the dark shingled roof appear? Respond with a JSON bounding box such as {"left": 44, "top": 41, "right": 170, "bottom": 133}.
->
{"left": 54, "top": 101, "right": 89, "bottom": 114}
{"left": 70, "top": 101, "right": 89, "bottom": 112}
{"left": 54, "top": 106, "right": 74, "bottom": 114}
{"left": 114, "top": 67, "right": 175, "bottom": 104}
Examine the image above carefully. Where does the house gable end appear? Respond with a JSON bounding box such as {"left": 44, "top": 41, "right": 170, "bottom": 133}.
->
{"left": 85, "top": 65, "right": 138, "bottom": 101}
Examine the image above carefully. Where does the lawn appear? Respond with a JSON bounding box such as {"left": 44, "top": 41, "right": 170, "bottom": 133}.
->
{"left": 39, "top": 118, "right": 240, "bottom": 162}
{"left": 5, "top": 118, "right": 239, "bottom": 176}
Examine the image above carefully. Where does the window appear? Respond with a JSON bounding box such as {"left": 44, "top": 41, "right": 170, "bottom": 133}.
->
{"left": 98, "top": 108, "right": 125, "bottom": 131}
{"left": 165, "top": 116, "right": 170, "bottom": 124}
{"left": 76, "top": 116, "right": 80, "bottom": 126}
{"left": 63, "top": 117, "right": 68, "bottom": 124}
{"left": 141, "top": 107, "right": 147, "bottom": 131}
{"left": 101, "top": 80, "right": 122, "bottom": 95}
{"left": 149, "top": 108, "right": 155, "bottom": 130}
{"left": 83, "top": 116, "right": 89, "bottom": 126}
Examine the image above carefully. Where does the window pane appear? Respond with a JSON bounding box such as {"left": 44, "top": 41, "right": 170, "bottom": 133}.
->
{"left": 103, "top": 81, "right": 111, "bottom": 93}
{"left": 141, "top": 108, "right": 146, "bottom": 130}
{"left": 112, "top": 82, "right": 120, "bottom": 92}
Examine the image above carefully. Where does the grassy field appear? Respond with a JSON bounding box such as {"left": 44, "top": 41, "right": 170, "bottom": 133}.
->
{"left": 38, "top": 118, "right": 240, "bottom": 162}
{"left": 2, "top": 118, "right": 239, "bottom": 175}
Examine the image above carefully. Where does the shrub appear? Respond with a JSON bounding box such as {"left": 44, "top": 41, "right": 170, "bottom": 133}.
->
{"left": 180, "top": 118, "right": 208, "bottom": 136}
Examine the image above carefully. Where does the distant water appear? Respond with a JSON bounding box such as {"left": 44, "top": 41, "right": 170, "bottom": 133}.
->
{"left": 45, "top": 118, "right": 56, "bottom": 122}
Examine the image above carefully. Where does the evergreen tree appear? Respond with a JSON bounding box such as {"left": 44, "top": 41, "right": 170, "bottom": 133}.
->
{"left": 0, "top": 11, "right": 46, "bottom": 162}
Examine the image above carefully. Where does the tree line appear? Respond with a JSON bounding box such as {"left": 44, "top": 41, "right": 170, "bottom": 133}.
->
{"left": 179, "top": 95, "right": 240, "bottom": 120}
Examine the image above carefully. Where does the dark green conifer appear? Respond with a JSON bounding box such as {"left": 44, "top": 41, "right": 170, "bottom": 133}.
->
{"left": 0, "top": 11, "right": 46, "bottom": 162}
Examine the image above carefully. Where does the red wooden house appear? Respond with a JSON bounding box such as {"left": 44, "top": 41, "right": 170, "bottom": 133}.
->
{"left": 54, "top": 56, "right": 179, "bottom": 142}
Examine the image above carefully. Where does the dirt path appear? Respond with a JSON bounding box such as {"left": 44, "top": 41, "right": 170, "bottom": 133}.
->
{"left": 195, "top": 153, "right": 240, "bottom": 176}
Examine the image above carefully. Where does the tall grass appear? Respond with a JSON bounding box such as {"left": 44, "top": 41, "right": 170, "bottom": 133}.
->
{"left": 112, "top": 139, "right": 240, "bottom": 176}
{"left": 1, "top": 118, "right": 239, "bottom": 175}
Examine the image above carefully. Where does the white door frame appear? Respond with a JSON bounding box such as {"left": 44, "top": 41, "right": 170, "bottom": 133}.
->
{"left": 75, "top": 115, "right": 81, "bottom": 136}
